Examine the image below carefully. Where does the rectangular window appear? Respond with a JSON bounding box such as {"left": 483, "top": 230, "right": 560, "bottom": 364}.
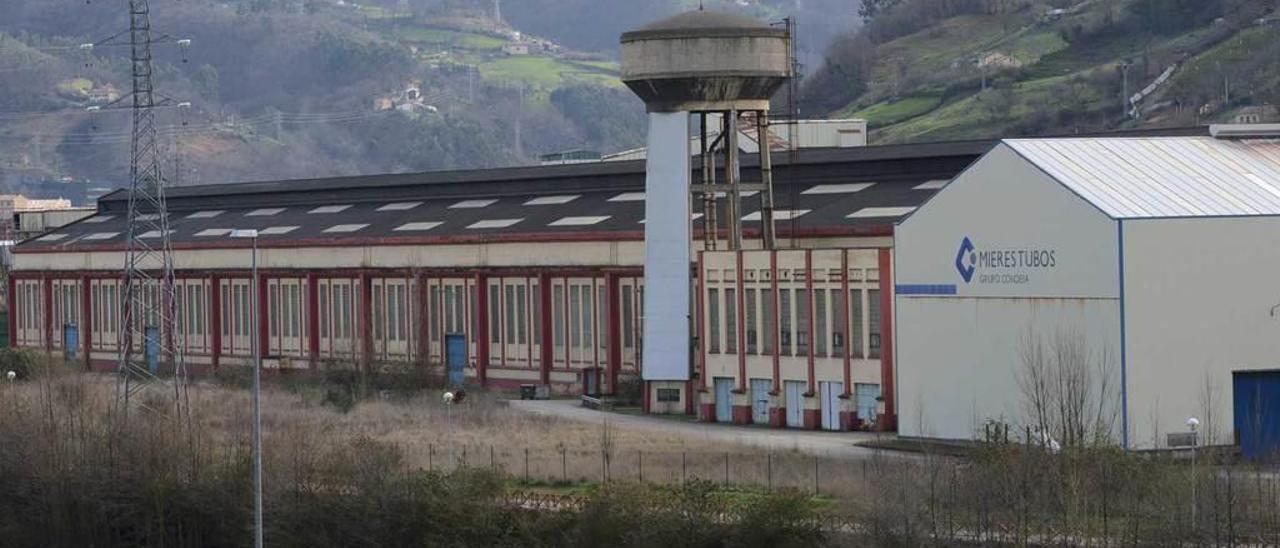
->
{"left": 468, "top": 285, "right": 477, "bottom": 342}
{"left": 531, "top": 282, "right": 541, "bottom": 345}
{"left": 832, "top": 288, "right": 846, "bottom": 358}
{"left": 490, "top": 284, "right": 502, "bottom": 344}
{"left": 745, "top": 288, "right": 757, "bottom": 354}
{"left": 795, "top": 289, "right": 809, "bottom": 357}
{"left": 290, "top": 284, "right": 301, "bottom": 339}
{"left": 761, "top": 288, "right": 773, "bottom": 355}
{"left": 815, "top": 289, "right": 827, "bottom": 357}
{"left": 553, "top": 284, "right": 565, "bottom": 351}
{"left": 724, "top": 288, "right": 737, "bottom": 354}
{"left": 199, "top": 284, "right": 208, "bottom": 337}
{"left": 516, "top": 284, "right": 527, "bottom": 345}
{"left": 270, "top": 282, "right": 280, "bottom": 338}
{"left": 622, "top": 286, "right": 634, "bottom": 350}
{"left": 583, "top": 286, "right": 594, "bottom": 352}
{"left": 319, "top": 285, "right": 330, "bottom": 339}
{"left": 779, "top": 289, "right": 791, "bottom": 356}
{"left": 505, "top": 284, "right": 516, "bottom": 344}
{"left": 656, "top": 388, "right": 680, "bottom": 402}
{"left": 341, "top": 284, "right": 352, "bottom": 338}
{"left": 707, "top": 288, "right": 720, "bottom": 354}
{"left": 597, "top": 285, "right": 606, "bottom": 354}
{"left": 851, "top": 289, "right": 864, "bottom": 358}
{"left": 427, "top": 286, "right": 439, "bottom": 342}
{"left": 868, "top": 289, "right": 882, "bottom": 358}
{"left": 569, "top": 286, "right": 581, "bottom": 349}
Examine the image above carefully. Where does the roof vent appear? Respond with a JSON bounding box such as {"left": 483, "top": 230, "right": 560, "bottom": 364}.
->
{"left": 1209, "top": 124, "right": 1280, "bottom": 139}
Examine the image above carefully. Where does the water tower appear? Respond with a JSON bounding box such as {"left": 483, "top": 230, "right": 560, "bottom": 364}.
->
{"left": 620, "top": 10, "right": 792, "bottom": 406}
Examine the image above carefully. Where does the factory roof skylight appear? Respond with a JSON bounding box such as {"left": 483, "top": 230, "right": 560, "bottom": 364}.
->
{"left": 378, "top": 202, "right": 423, "bottom": 211}
{"left": 846, "top": 206, "right": 917, "bottom": 218}
{"left": 195, "top": 228, "right": 233, "bottom": 237}
{"left": 550, "top": 216, "right": 610, "bottom": 227}
{"left": 323, "top": 224, "right": 369, "bottom": 233}
{"left": 467, "top": 219, "right": 522, "bottom": 229}
{"left": 802, "top": 183, "right": 874, "bottom": 195}
{"left": 247, "top": 208, "right": 286, "bottom": 216}
{"left": 309, "top": 205, "right": 352, "bottom": 214}
{"left": 394, "top": 221, "right": 443, "bottom": 232}
{"left": 258, "top": 226, "right": 299, "bottom": 235}
{"left": 450, "top": 199, "right": 498, "bottom": 209}
{"left": 525, "top": 195, "right": 580, "bottom": 206}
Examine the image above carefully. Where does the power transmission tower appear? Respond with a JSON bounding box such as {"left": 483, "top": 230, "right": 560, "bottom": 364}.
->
{"left": 115, "top": 0, "right": 188, "bottom": 415}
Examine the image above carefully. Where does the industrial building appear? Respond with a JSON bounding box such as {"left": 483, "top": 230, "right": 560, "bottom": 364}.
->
{"left": 895, "top": 125, "right": 1280, "bottom": 456}
{"left": 7, "top": 139, "right": 986, "bottom": 431}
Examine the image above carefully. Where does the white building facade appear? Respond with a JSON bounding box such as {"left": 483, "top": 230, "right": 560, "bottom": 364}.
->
{"left": 895, "top": 131, "right": 1280, "bottom": 453}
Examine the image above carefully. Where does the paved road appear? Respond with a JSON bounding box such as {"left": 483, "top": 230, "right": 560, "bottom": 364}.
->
{"left": 506, "top": 398, "right": 903, "bottom": 460}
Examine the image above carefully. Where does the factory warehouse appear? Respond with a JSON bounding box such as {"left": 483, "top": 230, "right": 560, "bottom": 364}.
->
{"left": 7, "top": 138, "right": 984, "bottom": 430}
{"left": 894, "top": 125, "right": 1280, "bottom": 456}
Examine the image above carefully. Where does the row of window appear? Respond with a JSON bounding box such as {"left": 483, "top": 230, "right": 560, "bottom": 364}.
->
{"left": 706, "top": 287, "right": 882, "bottom": 359}
{"left": 13, "top": 275, "right": 648, "bottom": 377}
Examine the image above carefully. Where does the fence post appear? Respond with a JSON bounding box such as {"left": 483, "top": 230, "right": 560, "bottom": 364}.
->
{"left": 462, "top": 445, "right": 467, "bottom": 468}
{"left": 724, "top": 453, "right": 730, "bottom": 485}
{"left": 561, "top": 447, "right": 567, "bottom": 483}
{"left": 491, "top": 445, "right": 496, "bottom": 472}
{"left": 767, "top": 453, "right": 772, "bottom": 491}
{"left": 639, "top": 451, "right": 644, "bottom": 483}
{"left": 813, "top": 455, "right": 819, "bottom": 496}
{"left": 524, "top": 447, "right": 529, "bottom": 482}
{"left": 602, "top": 449, "right": 607, "bottom": 484}
{"left": 428, "top": 443, "right": 434, "bottom": 472}
{"left": 682, "top": 452, "right": 687, "bottom": 485}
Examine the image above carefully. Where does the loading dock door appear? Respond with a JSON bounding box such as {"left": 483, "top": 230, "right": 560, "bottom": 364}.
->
{"left": 1234, "top": 371, "right": 1280, "bottom": 460}
{"left": 820, "top": 381, "right": 843, "bottom": 431}
{"left": 714, "top": 377, "right": 734, "bottom": 423}
{"left": 785, "top": 380, "right": 805, "bottom": 428}
{"left": 750, "top": 378, "right": 772, "bottom": 424}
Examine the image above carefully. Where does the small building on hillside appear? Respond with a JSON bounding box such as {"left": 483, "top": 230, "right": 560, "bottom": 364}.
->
{"left": 894, "top": 125, "right": 1280, "bottom": 457}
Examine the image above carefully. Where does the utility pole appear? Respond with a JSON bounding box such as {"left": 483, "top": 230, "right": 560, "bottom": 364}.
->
{"left": 1120, "top": 60, "right": 1132, "bottom": 119}
{"left": 493, "top": 0, "right": 501, "bottom": 23}
{"left": 115, "top": 0, "right": 189, "bottom": 415}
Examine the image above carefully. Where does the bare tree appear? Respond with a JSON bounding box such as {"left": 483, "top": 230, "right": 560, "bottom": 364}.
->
{"left": 1017, "top": 326, "right": 1120, "bottom": 449}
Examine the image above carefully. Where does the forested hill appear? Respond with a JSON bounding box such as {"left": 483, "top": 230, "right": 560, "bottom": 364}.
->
{"left": 802, "top": 0, "right": 1280, "bottom": 144}
{"left": 0, "top": 0, "right": 855, "bottom": 200}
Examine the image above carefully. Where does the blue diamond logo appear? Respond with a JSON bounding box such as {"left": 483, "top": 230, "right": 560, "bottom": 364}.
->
{"left": 955, "top": 237, "right": 976, "bottom": 283}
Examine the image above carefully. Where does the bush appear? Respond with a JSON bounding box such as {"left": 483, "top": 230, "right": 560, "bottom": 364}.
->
{"left": 0, "top": 348, "right": 40, "bottom": 380}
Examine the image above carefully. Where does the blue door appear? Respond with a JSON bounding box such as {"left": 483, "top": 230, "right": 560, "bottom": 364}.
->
{"left": 64, "top": 324, "right": 79, "bottom": 361}
{"left": 1234, "top": 371, "right": 1280, "bottom": 460}
{"left": 714, "top": 377, "right": 734, "bottom": 423}
{"left": 144, "top": 326, "right": 160, "bottom": 375}
{"left": 855, "top": 383, "right": 881, "bottom": 425}
{"left": 785, "top": 381, "right": 805, "bottom": 428}
{"left": 445, "top": 333, "right": 466, "bottom": 387}
{"left": 750, "top": 378, "right": 772, "bottom": 424}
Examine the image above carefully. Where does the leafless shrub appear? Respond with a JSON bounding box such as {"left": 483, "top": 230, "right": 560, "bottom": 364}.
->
{"left": 1017, "top": 326, "right": 1120, "bottom": 449}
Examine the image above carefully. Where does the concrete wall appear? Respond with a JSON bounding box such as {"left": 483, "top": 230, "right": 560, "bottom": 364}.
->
{"left": 895, "top": 144, "right": 1122, "bottom": 441}
{"left": 1122, "top": 216, "right": 1280, "bottom": 449}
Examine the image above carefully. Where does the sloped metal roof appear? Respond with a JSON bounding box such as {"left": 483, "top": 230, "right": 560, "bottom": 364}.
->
{"left": 17, "top": 143, "right": 988, "bottom": 253}
{"left": 1006, "top": 137, "right": 1280, "bottom": 219}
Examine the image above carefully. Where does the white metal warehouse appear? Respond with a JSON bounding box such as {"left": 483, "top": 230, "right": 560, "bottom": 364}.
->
{"left": 894, "top": 126, "right": 1280, "bottom": 455}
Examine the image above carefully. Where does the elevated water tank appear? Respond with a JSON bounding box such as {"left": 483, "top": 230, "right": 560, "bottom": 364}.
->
{"left": 620, "top": 10, "right": 791, "bottom": 112}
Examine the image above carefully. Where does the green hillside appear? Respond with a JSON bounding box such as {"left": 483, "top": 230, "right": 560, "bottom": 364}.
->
{"left": 806, "top": 0, "right": 1280, "bottom": 143}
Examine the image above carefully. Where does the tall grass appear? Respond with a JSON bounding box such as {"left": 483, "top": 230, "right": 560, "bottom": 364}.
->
{"left": 0, "top": 356, "right": 829, "bottom": 547}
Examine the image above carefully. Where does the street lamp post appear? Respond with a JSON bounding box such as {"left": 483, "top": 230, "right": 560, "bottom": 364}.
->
{"left": 231, "top": 229, "right": 262, "bottom": 548}
{"left": 1187, "top": 416, "right": 1200, "bottom": 535}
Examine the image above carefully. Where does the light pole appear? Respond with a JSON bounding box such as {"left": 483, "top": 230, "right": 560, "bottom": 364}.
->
{"left": 1187, "top": 416, "right": 1200, "bottom": 535}
{"left": 444, "top": 391, "right": 456, "bottom": 470}
{"left": 231, "top": 229, "right": 262, "bottom": 548}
